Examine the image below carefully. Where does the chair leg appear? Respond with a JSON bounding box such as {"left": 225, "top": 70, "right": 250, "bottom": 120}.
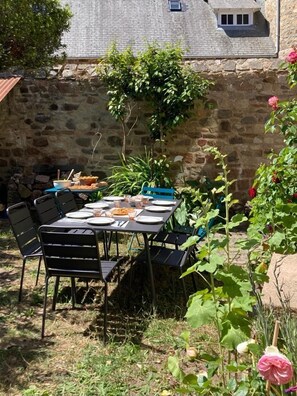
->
{"left": 18, "top": 258, "right": 27, "bottom": 302}
{"left": 115, "top": 232, "right": 119, "bottom": 258}
{"left": 191, "top": 273, "right": 198, "bottom": 291}
{"left": 41, "top": 276, "right": 49, "bottom": 338}
{"left": 103, "top": 231, "right": 109, "bottom": 259}
{"left": 180, "top": 268, "right": 187, "bottom": 301}
{"left": 35, "top": 256, "right": 42, "bottom": 286}
{"left": 103, "top": 282, "right": 108, "bottom": 344}
{"left": 52, "top": 276, "right": 60, "bottom": 311}
{"left": 71, "top": 278, "right": 76, "bottom": 308}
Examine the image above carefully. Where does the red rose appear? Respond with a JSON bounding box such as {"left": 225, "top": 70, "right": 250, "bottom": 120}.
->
{"left": 272, "top": 173, "right": 281, "bottom": 183}
{"left": 286, "top": 51, "right": 297, "bottom": 64}
{"left": 292, "top": 193, "right": 297, "bottom": 203}
{"left": 268, "top": 96, "right": 279, "bottom": 110}
{"left": 248, "top": 187, "right": 257, "bottom": 198}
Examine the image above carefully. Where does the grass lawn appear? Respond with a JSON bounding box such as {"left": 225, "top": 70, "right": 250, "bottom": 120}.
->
{"left": 0, "top": 218, "right": 218, "bottom": 396}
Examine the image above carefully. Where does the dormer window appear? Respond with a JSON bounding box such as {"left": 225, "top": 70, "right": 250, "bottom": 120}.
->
{"left": 208, "top": 0, "right": 260, "bottom": 28}
{"left": 220, "top": 12, "right": 252, "bottom": 26}
{"left": 168, "top": 0, "right": 182, "bottom": 12}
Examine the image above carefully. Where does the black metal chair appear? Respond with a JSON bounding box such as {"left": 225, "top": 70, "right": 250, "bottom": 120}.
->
{"left": 39, "top": 225, "right": 122, "bottom": 343}
{"left": 34, "top": 194, "right": 61, "bottom": 225}
{"left": 135, "top": 243, "right": 195, "bottom": 300}
{"left": 55, "top": 188, "right": 78, "bottom": 215}
{"left": 6, "top": 202, "right": 43, "bottom": 302}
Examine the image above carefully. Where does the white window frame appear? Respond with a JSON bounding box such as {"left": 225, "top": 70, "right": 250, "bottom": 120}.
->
{"left": 219, "top": 12, "right": 253, "bottom": 27}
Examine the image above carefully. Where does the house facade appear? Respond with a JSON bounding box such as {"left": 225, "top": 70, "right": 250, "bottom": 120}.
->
{"left": 0, "top": 0, "right": 296, "bottom": 205}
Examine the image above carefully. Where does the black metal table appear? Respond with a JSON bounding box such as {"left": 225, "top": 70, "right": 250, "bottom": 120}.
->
{"left": 48, "top": 199, "right": 181, "bottom": 306}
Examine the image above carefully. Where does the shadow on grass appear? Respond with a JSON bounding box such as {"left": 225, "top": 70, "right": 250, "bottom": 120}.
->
{"left": 0, "top": 337, "right": 53, "bottom": 394}
{"left": 81, "top": 259, "right": 201, "bottom": 343}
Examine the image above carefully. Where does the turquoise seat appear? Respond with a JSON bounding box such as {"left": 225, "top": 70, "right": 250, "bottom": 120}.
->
{"left": 141, "top": 186, "right": 175, "bottom": 200}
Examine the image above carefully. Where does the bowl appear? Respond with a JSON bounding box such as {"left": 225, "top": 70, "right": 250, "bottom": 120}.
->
{"left": 53, "top": 180, "right": 72, "bottom": 189}
{"left": 79, "top": 176, "right": 98, "bottom": 186}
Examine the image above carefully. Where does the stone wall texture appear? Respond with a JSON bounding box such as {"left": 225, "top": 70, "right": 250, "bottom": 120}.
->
{"left": 265, "top": 0, "right": 297, "bottom": 57}
{"left": 1, "top": 57, "right": 296, "bottom": 202}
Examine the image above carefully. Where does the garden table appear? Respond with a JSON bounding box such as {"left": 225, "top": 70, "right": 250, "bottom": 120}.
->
{"left": 47, "top": 198, "right": 181, "bottom": 307}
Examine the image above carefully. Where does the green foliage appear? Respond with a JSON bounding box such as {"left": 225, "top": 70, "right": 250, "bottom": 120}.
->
{"left": 98, "top": 43, "right": 138, "bottom": 121}
{"left": 133, "top": 43, "right": 213, "bottom": 140}
{"left": 107, "top": 150, "right": 173, "bottom": 196}
{"left": 174, "top": 176, "right": 225, "bottom": 227}
{"left": 98, "top": 43, "right": 213, "bottom": 148}
{"left": 168, "top": 147, "right": 270, "bottom": 395}
{"left": 0, "top": 0, "right": 72, "bottom": 71}
{"left": 249, "top": 52, "right": 297, "bottom": 254}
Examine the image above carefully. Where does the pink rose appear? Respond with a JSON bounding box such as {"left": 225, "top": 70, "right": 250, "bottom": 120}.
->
{"left": 268, "top": 96, "right": 279, "bottom": 110}
{"left": 257, "top": 346, "right": 293, "bottom": 385}
{"left": 286, "top": 51, "right": 297, "bottom": 64}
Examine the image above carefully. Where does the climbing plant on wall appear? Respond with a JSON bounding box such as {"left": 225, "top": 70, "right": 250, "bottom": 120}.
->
{"left": 98, "top": 43, "right": 213, "bottom": 154}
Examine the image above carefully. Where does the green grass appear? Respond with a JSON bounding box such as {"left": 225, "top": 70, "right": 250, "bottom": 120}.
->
{"left": 1, "top": 222, "right": 205, "bottom": 396}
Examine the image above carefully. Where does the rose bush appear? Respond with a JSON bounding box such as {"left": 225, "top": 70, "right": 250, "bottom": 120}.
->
{"left": 249, "top": 49, "right": 297, "bottom": 254}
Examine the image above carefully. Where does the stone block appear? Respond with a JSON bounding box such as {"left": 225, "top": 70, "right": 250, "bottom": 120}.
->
{"left": 262, "top": 254, "right": 297, "bottom": 309}
{"left": 76, "top": 137, "right": 91, "bottom": 147}
{"left": 236, "top": 179, "right": 250, "bottom": 191}
{"left": 32, "top": 138, "right": 49, "bottom": 147}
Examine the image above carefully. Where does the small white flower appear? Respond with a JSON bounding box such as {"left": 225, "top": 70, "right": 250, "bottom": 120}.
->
{"left": 173, "top": 155, "right": 183, "bottom": 162}
{"left": 236, "top": 339, "right": 256, "bottom": 354}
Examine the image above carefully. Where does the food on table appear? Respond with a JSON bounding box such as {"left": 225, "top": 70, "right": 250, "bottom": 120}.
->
{"left": 111, "top": 207, "right": 135, "bottom": 216}
{"left": 79, "top": 176, "right": 98, "bottom": 185}
{"left": 69, "top": 185, "right": 97, "bottom": 190}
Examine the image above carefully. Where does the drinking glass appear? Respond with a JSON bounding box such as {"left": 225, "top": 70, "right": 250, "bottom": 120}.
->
{"left": 128, "top": 210, "right": 136, "bottom": 220}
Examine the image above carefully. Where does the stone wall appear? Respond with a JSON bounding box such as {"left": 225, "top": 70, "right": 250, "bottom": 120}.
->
{"left": 0, "top": 57, "right": 296, "bottom": 202}
{"left": 265, "top": 0, "right": 297, "bottom": 57}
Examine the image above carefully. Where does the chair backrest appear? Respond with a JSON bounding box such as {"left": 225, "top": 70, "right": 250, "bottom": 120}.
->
{"left": 141, "top": 186, "right": 175, "bottom": 200}
{"left": 34, "top": 194, "right": 61, "bottom": 225}
{"left": 6, "top": 202, "right": 40, "bottom": 256}
{"left": 39, "top": 225, "right": 103, "bottom": 279}
{"left": 55, "top": 188, "right": 78, "bottom": 215}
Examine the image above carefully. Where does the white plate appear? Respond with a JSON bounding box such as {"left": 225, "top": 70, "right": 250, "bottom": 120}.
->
{"left": 145, "top": 205, "right": 171, "bottom": 212}
{"left": 103, "top": 196, "right": 124, "bottom": 201}
{"left": 87, "top": 217, "right": 115, "bottom": 225}
{"left": 152, "top": 200, "right": 176, "bottom": 206}
{"left": 135, "top": 216, "right": 163, "bottom": 224}
{"left": 84, "top": 202, "right": 110, "bottom": 209}
{"left": 65, "top": 211, "right": 93, "bottom": 219}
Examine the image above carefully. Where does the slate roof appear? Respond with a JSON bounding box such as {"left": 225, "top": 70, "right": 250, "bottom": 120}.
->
{"left": 208, "top": 0, "right": 261, "bottom": 11}
{"left": 60, "top": 0, "right": 276, "bottom": 59}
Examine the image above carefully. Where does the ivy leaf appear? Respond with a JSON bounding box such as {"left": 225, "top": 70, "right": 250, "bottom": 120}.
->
{"left": 268, "top": 231, "right": 285, "bottom": 250}
{"left": 229, "top": 214, "right": 248, "bottom": 230}
{"left": 216, "top": 266, "right": 252, "bottom": 298}
{"left": 221, "top": 323, "right": 248, "bottom": 350}
{"left": 185, "top": 297, "right": 217, "bottom": 328}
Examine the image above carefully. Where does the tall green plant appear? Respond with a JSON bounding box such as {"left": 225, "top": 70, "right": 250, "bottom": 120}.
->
{"left": 98, "top": 43, "right": 213, "bottom": 153}
{"left": 107, "top": 151, "right": 172, "bottom": 196}
{"left": 97, "top": 44, "right": 139, "bottom": 155}
{"left": 134, "top": 43, "right": 213, "bottom": 142}
{"left": 168, "top": 147, "right": 271, "bottom": 395}
{"left": 0, "top": 0, "right": 71, "bottom": 70}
